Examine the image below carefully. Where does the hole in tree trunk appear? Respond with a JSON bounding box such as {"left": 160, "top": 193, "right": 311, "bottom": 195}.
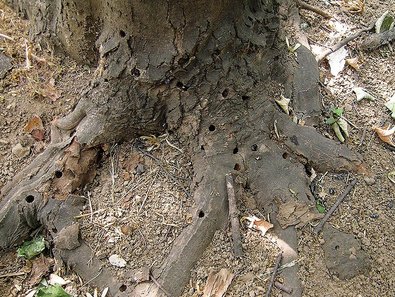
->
{"left": 208, "top": 125, "right": 216, "bottom": 131}
{"left": 222, "top": 89, "right": 229, "bottom": 98}
{"left": 282, "top": 152, "right": 289, "bottom": 159}
{"left": 200, "top": 145, "right": 205, "bottom": 151}
{"left": 198, "top": 210, "right": 205, "bottom": 218}
{"left": 119, "top": 30, "right": 126, "bottom": 37}
{"left": 233, "top": 147, "right": 239, "bottom": 154}
{"left": 242, "top": 95, "right": 250, "bottom": 101}
{"left": 119, "top": 285, "right": 127, "bottom": 292}
{"left": 131, "top": 68, "right": 140, "bottom": 77}
{"left": 251, "top": 144, "right": 258, "bottom": 151}
{"left": 54, "top": 170, "right": 63, "bottom": 178}
{"left": 25, "top": 195, "right": 35, "bottom": 203}
{"left": 234, "top": 163, "right": 241, "bottom": 171}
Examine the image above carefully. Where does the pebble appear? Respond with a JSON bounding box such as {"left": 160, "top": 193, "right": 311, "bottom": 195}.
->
{"left": 364, "top": 176, "right": 375, "bottom": 186}
{"left": 108, "top": 254, "right": 127, "bottom": 267}
{"left": 11, "top": 143, "right": 30, "bottom": 158}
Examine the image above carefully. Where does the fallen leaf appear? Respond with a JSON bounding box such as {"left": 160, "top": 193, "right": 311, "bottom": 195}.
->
{"left": 27, "top": 255, "right": 53, "bottom": 286}
{"left": 341, "top": 0, "right": 365, "bottom": 13}
{"left": 385, "top": 94, "right": 395, "bottom": 119}
{"left": 375, "top": 10, "right": 394, "bottom": 33}
{"left": 275, "top": 95, "right": 291, "bottom": 115}
{"left": 327, "top": 46, "right": 347, "bottom": 76}
{"left": 24, "top": 115, "right": 45, "bottom": 141}
{"left": 373, "top": 125, "right": 395, "bottom": 147}
{"left": 17, "top": 237, "right": 46, "bottom": 260}
{"left": 353, "top": 87, "right": 375, "bottom": 101}
{"left": 346, "top": 57, "right": 360, "bottom": 70}
{"left": 277, "top": 201, "right": 324, "bottom": 229}
{"left": 243, "top": 215, "right": 273, "bottom": 236}
{"left": 48, "top": 274, "right": 70, "bottom": 286}
{"left": 202, "top": 269, "right": 234, "bottom": 297}
{"left": 36, "top": 284, "right": 70, "bottom": 297}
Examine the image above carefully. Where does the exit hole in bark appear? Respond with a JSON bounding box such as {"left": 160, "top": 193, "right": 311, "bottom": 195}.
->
{"left": 25, "top": 195, "right": 35, "bottom": 203}
{"left": 209, "top": 125, "right": 216, "bottom": 131}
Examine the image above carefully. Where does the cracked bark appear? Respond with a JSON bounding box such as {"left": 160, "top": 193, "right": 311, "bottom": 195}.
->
{"left": 1, "top": 0, "right": 366, "bottom": 296}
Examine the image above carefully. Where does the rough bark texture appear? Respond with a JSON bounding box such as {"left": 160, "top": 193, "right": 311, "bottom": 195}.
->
{"left": 1, "top": 0, "right": 366, "bottom": 296}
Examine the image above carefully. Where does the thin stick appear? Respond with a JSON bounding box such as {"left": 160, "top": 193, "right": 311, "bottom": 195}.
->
{"left": 266, "top": 252, "right": 283, "bottom": 297}
{"left": 295, "top": 0, "right": 332, "bottom": 19}
{"left": 225, "top": 173, "right": 243, "bottom": 258}
{"left": 316, "top": 22, "right": 375, "bottom": 62}
{"left": 0, "top": 271, "right": 26, "bottom": 278}
{"left": 313, "top": 179, "right": 357, "bottom": 234}
{"left": 274, "top": 281, "right": 293, "bottom": 294}
{"left": 0, "top": 33, "right": 14, "bottom": 41}
{"left": 150, "top": 273, "right": 170, "bottom": 297}
{"left": 87, "top": 191, "right": 93, "bottom": 223}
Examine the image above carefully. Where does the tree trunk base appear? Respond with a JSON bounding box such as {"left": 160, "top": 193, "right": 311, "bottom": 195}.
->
{"left": 0, "top": 1, "right": 367, "bottom": 296}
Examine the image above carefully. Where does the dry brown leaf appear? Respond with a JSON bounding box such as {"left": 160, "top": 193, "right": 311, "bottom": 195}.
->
{"left": 277, "top": 200, "right": 323, "bottom": 229}
{"left": 202, "top": 268, "right": 234, "bottom": 297}
{"left": 373, "top": 125, "right": 395, "bottom": 147}
{"left": 244, "top": 215, "right": 273, "bottom": 236}
{"left": 24, "top": 115, "right": 45, "bottom": 141}
{"left": 341, "top": 0, "right": 365, "bottom": 13}
{"left": 346, "top": 57, "right": 360, "bottom": 70}
{"left": 27, "top": 255, "right": 53, "bottom": 286}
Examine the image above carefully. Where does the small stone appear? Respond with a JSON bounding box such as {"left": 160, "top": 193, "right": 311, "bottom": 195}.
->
{"left": 364, "top": 176, "right": 375, "bottom": 186}
{"left": 12, "top": 143, "right": 30, "bottom": 158}
{"left": 136, "top": 163, "right": 145, "bottom": 175}
{"left": 109, "top": 254, "right": 127, "bottom": 267}
{"left": 344, "top": 103, "right": 353, "bottom": 112}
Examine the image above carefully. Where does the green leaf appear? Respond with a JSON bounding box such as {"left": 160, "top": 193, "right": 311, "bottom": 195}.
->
{"left": 316, "top": 200, "right": 326, "bottom": 214}
{"left": 332, "top": 122, "right": 345, "bottom": 142}
{"left": 375, "top": 11, "right": 395, "bottom": 33}
{"left": 17, "top": 237, "right": 46, "bottom": 260}
{"left": 337, "top": 118, "right": 349, "bottom": 138}
{"left": 36, "top": 285, "right": 71, "bottom": 297}
{"left": 325, "top": 117, "right": 336, "bottom": 125}
{"left": 330, "top": 107, "right": 344, "bottom": 118}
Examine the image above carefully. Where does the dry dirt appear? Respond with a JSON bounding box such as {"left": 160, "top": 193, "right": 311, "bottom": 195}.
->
{"left": 0, "top": 1, "right": 394, "bottom": 296}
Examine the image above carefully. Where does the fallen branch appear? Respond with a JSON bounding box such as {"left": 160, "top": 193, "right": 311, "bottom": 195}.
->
{"left": 226, "top": 173, "right": 243, "bottom": 257}
{"left": 361, "top": 27, "right": 395, "bottom": 51}
{"left": 266, "top": 252, "right": 283, "bottom": 297}
{"left": 274, "top": 281, "right": 293, "bottom": 294}
{"left": 313, "top": 179, "right": 357, "bottom": 234}
{"left": 294, "top": 0, "right": 332, "bottom": 19}
{"left": 316, "top": 22, "right": 375, "bottom": 62}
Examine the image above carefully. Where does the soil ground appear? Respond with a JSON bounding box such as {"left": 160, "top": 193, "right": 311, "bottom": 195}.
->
{"left": 0, "top": 1, "right": 394, "bottom": 296}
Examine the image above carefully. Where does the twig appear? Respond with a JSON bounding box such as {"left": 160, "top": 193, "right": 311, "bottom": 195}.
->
{"left": 0, "top": 271, "right": 26, "bottom": 278}
{"left": 150, "top": 272, "right": 170, "bottom": 297}
{"left": 109, "top": 144, "right": 119, "bottom": 203}
{"left": 225, "top": 173, "right": 243, "bottom": 257}
{"left": 274, "top": 281, "right": 293, "bottom": 294}
{"left": 313, "top": 179, "right": 357, "bottom": 234}
{"left": 87, "top": 191, "right": 93, "bottom": 223}
{"left": 74, "top": 208, "right": 106, "bottom": 219}
{"left": 0, "top": 33, "right": 14, "bottom": 41}
{"left": 266, "top": 252, "right": 283, "bottom": 297}
{"left": 316, "top": 22, "right": 375, "bottom": 62}
{"left": 294, "top": 0, "right": 332, "bottom": 19}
